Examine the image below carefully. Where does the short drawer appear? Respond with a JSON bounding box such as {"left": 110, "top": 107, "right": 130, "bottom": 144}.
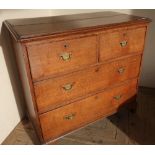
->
{"left": 27, "top": 35, "right": 97, "bottom": 81}
{"left": 100, "top": 26, "right": 146, "bottom": 61}
{"left": 39, "top": 78, "right": 138, "bottom": 141}
{"left": 34, "top": 55, "right": 141, "bottom": 113}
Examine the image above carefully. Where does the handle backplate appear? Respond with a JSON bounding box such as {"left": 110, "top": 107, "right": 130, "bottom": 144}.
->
{"left": 120, "top": 41, "right": 128, "bottom": 47}
{"left": 60, "top": 52, "right": 72, "bottom": 61}
{"left": 62, "top": 83, "right": 73, "bottom": 91}
{"left": 113, "top": 95, "right": 122, "bottom": 100}
{"left": 118, "top": 67, "right": 125, "bottom": 74}
{"left": 63, "top": 113, "right": 76, "bottom": 120}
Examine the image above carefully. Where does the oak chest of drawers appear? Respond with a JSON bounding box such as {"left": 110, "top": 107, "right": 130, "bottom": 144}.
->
{"left": 4, "top": 11, "right": 151, "bottom": 144}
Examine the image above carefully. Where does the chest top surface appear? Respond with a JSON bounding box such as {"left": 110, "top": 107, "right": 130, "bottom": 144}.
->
{"left": 4, "top": 11, "right": 151, "bottom": 41}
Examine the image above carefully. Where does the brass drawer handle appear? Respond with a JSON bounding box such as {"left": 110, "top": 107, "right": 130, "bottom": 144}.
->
{"left": 60, "top": 52, "right": 72, "bottom": 61}
{"left": 118, "top": 67, "right": 125, "bottom": 74}
{"left": 64, "top": 113, "right": 76, "bottom": 120}
{"left": 62, "top": 83, "right": 73, "bottom": 91}
{"left": 114, "top": 95, "right": 122, "bottom": 100}
{"left": 120, "top": 41, "right": 127, "bottom": 47}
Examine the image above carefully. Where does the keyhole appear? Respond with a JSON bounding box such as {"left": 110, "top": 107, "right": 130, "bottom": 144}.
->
{"left": 64, "top": 44, "right": 69, "bottom": 48}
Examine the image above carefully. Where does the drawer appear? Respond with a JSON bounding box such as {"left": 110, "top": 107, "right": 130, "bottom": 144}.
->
{"left": 100, "top": 26, "right": 146, "bottom": 61}
{"left": 27, "top": 35, "right": 97, "bottom": 81}
{"left": 34, "top": 55, "right": 141, "bottom": 113}
{"left": 39, "top": 78, "right": 138, "bottom": 141}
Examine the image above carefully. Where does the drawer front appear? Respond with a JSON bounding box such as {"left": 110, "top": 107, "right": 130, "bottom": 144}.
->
{"left": 100, "top": 27, "right": 146, "bottom": 61}
{"left": 27, "top": 35, "right": 97, "bottom": 81}
{"left": 34, "top": 55, "right": 141, "bottom": 113}
{"left": 39, "top": 79, "right": 138, "bottom": 141}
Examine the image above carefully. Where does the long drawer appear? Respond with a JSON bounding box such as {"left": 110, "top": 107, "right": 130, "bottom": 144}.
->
{"left": 27, "top": 35, "right": 97, "bottom": 81}
{"left": 34, "top": 55, "right": 141, "bottom": 113}
{"left": 39, "top": 78, "right": 138, "bottom": 142}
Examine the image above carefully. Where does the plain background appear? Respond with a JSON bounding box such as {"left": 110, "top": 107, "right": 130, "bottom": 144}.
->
{"left": 0, "top": 9, "right": 155, "bottom": 143}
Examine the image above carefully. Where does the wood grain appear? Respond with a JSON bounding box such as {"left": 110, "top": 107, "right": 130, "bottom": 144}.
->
{"left": 100, "top": 26, "right": 146, "bottom": 61}
{"left": 11, "top": 37, "right": 44, "bottom": 143}
{"left": 39, "top": 78, "right": 137, "bottom": 142}
{"left": 4, "top": 12, "right": 151, "bottom": 41}
{"left": 3, "top": 86, "right": 155, "bottom": 145}
{"left": 27, "top": 35, "right": 97, "bottom": 81}
{"left": 34, "top": 55, "right": 141, "bottom": 113}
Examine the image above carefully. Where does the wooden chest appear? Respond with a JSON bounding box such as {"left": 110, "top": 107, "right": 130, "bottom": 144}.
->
{"left": 3, "top": 11, "right": 151, "bottom": 144}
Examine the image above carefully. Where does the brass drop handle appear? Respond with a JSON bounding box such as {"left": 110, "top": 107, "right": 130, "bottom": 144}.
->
{"left": 120, "top": 41, "right": 128, "bottom": 47}
{"left": 118, "top": 67, "right": 125, "bottom": 74}
{"left": 64, "top": 113, "right": 76, "bottom": 120}
{"left": 114, "top": 95, "right": 122, "bottom": 100}
{"left": 60, "top": 52, "right": 72, "bottom": 61}
{"left": 62, "top": 83, "right": 73, "bottom": 91}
